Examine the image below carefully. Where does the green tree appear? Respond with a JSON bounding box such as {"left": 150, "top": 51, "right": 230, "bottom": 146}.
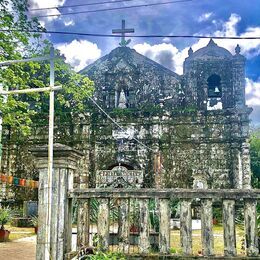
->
{"left": 0, "top": 0, "right": 94, "bottom": 204}
{"left": 0, "top": 0, "right": 94, "bottom": 136}
{"left": 250, "top": 129, "right": 260, "bottom": 188}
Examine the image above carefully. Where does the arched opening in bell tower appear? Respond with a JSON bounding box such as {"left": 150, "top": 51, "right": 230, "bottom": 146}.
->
{"left": 207, "top": 74, "right": 222, "bottom": 98}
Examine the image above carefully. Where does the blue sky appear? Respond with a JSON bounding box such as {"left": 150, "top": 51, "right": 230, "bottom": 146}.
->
{"left": 27, "top": 0, "right": 260, "bottom": 125}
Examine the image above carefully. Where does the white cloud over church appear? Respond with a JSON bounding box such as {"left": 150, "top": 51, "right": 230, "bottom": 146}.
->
{"left": 56, "top": 39, "right": 102, "bottom": 72}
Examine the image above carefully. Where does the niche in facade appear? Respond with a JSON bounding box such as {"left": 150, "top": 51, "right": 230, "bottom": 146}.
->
{"left": 115, "top": 88, "right": 130, "bottom": 108}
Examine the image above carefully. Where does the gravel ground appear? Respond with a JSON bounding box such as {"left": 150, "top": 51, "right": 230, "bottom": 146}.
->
{"left": 0, "top": 235, "right": 36, "bottom": 260}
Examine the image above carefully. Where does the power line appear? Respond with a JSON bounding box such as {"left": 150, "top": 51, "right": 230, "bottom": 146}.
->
{"left": 29, "top": 0, "right": 142, "bottom": 11}
{"left": 1, "top": 29, "right": 260, "bottom": 40}
{"left": 35, "top": 0, "right": 193, "bottom": 18}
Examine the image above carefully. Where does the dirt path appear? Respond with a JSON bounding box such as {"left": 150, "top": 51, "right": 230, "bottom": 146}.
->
{"left": 0, "top": 236, "right": 36, "bottom": 260}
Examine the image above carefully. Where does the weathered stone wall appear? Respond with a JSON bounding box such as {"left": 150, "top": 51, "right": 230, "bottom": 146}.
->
{"left": 0, "top": 42, "right": 253, "bottom": 193}
{"left": 85, "top": 107, "right": 251, "bottom": 188}
{"left": 1, "top": 103, "right": 252, "bottom": 191}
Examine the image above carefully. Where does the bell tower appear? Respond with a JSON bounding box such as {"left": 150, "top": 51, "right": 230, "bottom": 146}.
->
{"left": 184, "top": 39, "right": 246, "bottom": 111}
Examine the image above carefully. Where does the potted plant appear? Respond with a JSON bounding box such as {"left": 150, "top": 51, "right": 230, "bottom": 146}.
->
{"left": 0, "top": 207, "right": 11, "bottom": 242}
{"left": 30, "top": 215, "right": 38, "bottom": 234}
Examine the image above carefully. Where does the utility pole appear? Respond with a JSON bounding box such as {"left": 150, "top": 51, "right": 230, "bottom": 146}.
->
{"left": 46, "top": 46, "right": 55, "bottom": 259}
{"left": 0, "top": 47, "right": 61, "bottom": 258}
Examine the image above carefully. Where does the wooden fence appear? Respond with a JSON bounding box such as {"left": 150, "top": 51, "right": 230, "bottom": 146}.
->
{"left": 66, "top": 189, "right": 260, "bottom": 258}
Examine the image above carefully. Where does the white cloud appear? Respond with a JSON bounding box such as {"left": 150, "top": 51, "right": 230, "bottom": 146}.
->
{"left": 198, "top": 12, "right": 213, "bottom": 22}
{"left": 134, "top": 43, "right": 184, "bottom": 73}
{"left": 28, "top": 0, "right": 66, "bottom": 26}
{"left": 63, "top": 18, "right": 75, "bottom": 27}
{"left": 245, "top": 78, "right": 260, "bottom": 106}
{"left": 133, "top": 13, "right": 260, "bottom": 75}
{"left": 56, "top": 40, "right": 102, "bottom": 71}
{"left": 162, "top": 37, "right": 171, "bottom": 43}
{"left": 211, "top": 14, "right": 260, "bottom": 58}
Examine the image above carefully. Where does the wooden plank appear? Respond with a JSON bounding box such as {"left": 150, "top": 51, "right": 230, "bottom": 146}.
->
{"left": 244, "top": 199, "right": 259, "bottom": 256}
{"left": 139, "top": 199, "right": 150, "bottom": 253}
{"left": 223, "top": 199, "right": 236, "bottom": 257}
{"left": 159, "top": 198, "right": 170, "bottom": 254}
{"left": 77, "top": 200, "right": 90, "bottom": 249}
{"left": 97, "top": 198, "right": 110, "bottom": 251}
{"left": 0, "top": 85, "right": 62, "bottom": 95}
{"left": 201, "top": 199, "right": 214, "bottom": 256}
{"left": 0, "top": 55, "right": 51, "bottom": 66}
{"left": 69, "top": 188, "right": 260, "bottom": 199}
{"left": 118, "top": 198, "right": 130, "bottom": 253}
{"left": 180, "top": 199, "right": 192, "bottom": 256}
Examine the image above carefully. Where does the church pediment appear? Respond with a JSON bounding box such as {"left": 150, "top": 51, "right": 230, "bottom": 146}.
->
{"left": 80, "top": 47, "right": 181, "bottom": 109}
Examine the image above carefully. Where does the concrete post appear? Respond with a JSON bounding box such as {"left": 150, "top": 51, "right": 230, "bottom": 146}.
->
{"left": 77, "top": 200, "right": 90, "bottom": 249}
{"left": 223, "top": 199, "right": 237, "bottom": 257}
{"left": 31, "top": 144, "right": 82, "bottom": 260}
{"left": 97, "top": 198, "right": 110, "bottom": 251}
{"left": 159, "top": 198, "right": 170, "bottom": 254}
{"left": 118, "top": 198, "right": 130, "bottom": 253}
{"left": 201, "top": 199, "right": 214, "bottom": 256}
{"left": 139, "top": 199, "right": 150, "bottom": 253}
{"left": 244, "top": 199, "right": 259, "bottom": 256}
{"left": 180, "top": 199, "right": 192, "bottom": 256}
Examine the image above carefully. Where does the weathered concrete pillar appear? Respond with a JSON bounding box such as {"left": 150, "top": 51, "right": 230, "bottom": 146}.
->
{"left": 223, "top": 199, "right": 237, "bottom": 257}
{"left": 35, "top": 166, "right": 48, "bottom": 260}
{"left": 241, "top": 142, "right": 251, "bottom": 189}
{"left": 118, "top": 198, "right": 130, "bottom": 253}
{"left": 180, "top": 199, "right": 192, "bottom": 256}
{"left": 159, "top": 198, "right": 170, "bottom": 254}
{"left": 77, "top": 200, "right": 90, "bottom": 249}
{"left": 201, "top": 199, "right": 214, "bottom": 256}
{"left": 31, "top": 144, "right": 82, "bottom": 260}
{"left": 139, "top": 199, "right": 150, "bottom": 254}
{"left": 244, "top": 199, "right": 259, "bottom": 256}
{"left": 97, "top": 198, "right": 110, "bottom": 251}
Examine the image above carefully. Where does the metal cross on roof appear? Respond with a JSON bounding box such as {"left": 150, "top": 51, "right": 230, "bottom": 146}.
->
{"left": 112, "top": 20, "right": 134, "bottom": 47}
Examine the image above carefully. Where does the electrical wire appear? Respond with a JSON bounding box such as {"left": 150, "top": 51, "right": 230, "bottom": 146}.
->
{"left": 29, "top": 0, "right": 142, "bottom": 11}
{"left": 1, "top": 29, "right": 260, "bottom": 40}
{"left": 34, "top": 0, "right": 193, "bottom": 18}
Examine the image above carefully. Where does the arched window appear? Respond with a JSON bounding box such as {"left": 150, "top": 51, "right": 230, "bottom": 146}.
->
{"left": 207, "top": 74, "right": 222, "bottom": 98}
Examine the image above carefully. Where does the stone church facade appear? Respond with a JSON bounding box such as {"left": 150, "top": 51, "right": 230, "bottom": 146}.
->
{"left": 1, "top": 39, "right": 252, "bottom": 191}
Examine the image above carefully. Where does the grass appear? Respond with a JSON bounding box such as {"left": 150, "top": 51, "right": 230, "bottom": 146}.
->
{"left": 4, "top": 225, "right": 35, "bottom": 241}
{"left": 102, "top": 224, "right": 246, "bottom": 257}
{"left": 170, "top": 224, "right": 246, "bottom": 256}
{"left": 2, "top": 223, "right": 246, "bottom": 257}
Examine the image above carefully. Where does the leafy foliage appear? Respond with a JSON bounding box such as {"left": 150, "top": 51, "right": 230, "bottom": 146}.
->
{"left": 88, "top": 199, "right": 119, "bottom": 224}
{"left": 0, "top": 1, "right": 94, "bottom": 137}
{"left": 80, "top": 251, "right": 126, "bottom": 260}
{"left": 0, "top": 0, "right": 94, "bottom": 205}
{"left": 30, "top": 215, "right": 38, "bottom": 227}
{"left": 0, "top": 207, "right": 12, "bottom": 229}
{"left": 250, "top": 129, "right": 260, "bottom": 187}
